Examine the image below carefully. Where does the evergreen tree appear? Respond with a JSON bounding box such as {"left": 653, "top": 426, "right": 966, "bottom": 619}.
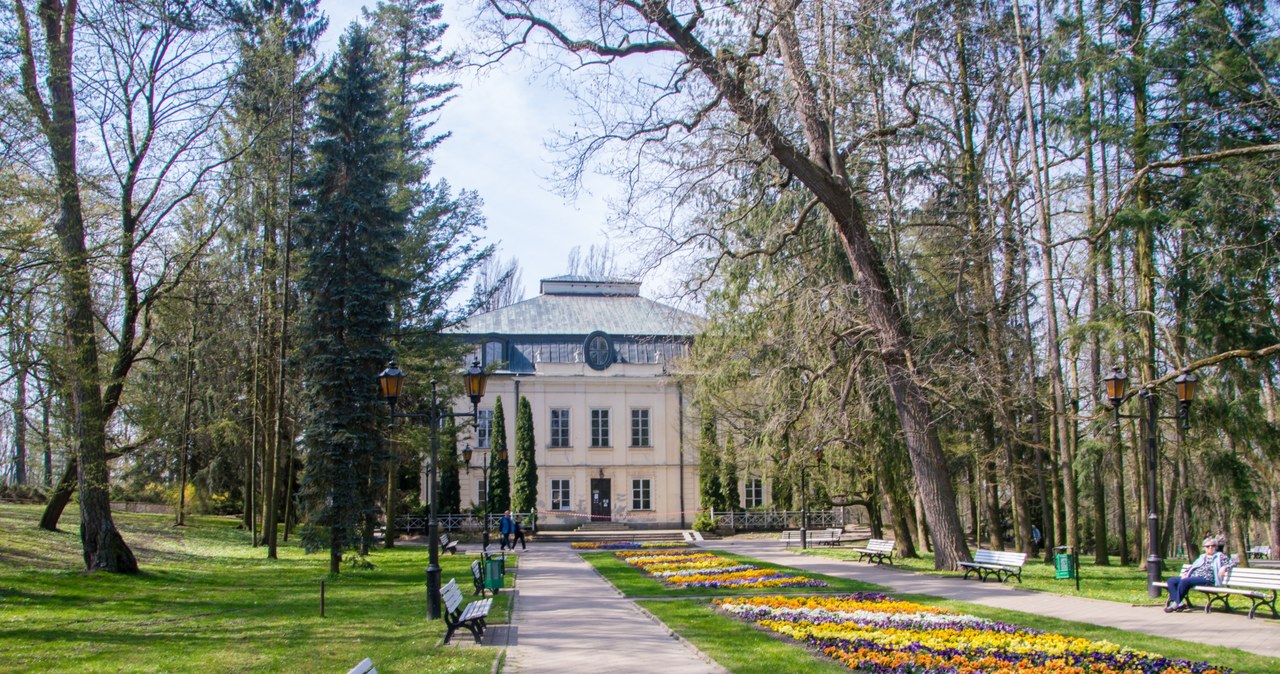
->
{"left": 294, "top": 23, "right": 406, "bottom": 574}
{"left": 439, "top": 418, "right": 460, "bottom": 514}
{"left": 512, "top": 395, "right": 538, "bottom": 514}
{"left": 698, "top": 413, "right": 724, "bottom": 511}
{"left": 720, "top": 441, "right": 740, "bottom": 511}
{"left": 487, "top": 396, "right": 511, "bottom": 513}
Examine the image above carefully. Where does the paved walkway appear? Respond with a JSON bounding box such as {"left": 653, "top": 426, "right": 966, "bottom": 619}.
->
{"left": 490, "top": 544, "right": 723, "bottom": 673}
{"left": 714, "top": 540, "right": 1280, "bottom": 659}
{"left": 471, "top": 539, "right": 1278, "bottom": 672}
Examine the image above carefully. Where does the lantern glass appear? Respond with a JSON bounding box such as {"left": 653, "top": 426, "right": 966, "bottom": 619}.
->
{"left": 813, "top": 446, "right": 824, "bottom": 464}
{"left": 463, "top": 358, "right": 487, "bottom": 403}
{"left": 496, "top": 446, "right": 508, "bottom": 463}
{"left": 1103, "top": 368, "right": 1128, "bottom": 404}
{"left": 1174, "top": 373, "right": 1198, "bottom": 403}
{"left": 379, "top": 361, "right": 405, "bottom": 401}
{"left": 461, "top": 445, "right": 473, "bottom": 465}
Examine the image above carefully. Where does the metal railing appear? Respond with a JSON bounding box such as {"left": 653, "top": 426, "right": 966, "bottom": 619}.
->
{"left": 709, "top": 509, "right": 844, "bottom": 530}
{"left": 395, "top": 512, "right": 535, "bottom": 534}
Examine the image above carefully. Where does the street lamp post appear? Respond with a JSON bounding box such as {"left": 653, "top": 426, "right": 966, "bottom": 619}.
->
{"left": 461, "top": 444, "right": 507, "bottom": 551}
{"left": 379, "top": 358, "right": 488, "bottom": 619}
{"left": 1104, "top": 367, "right": 1197, "bottom": 598}
{"left": 797, "top": 446, "right": 825, "bottom": 550}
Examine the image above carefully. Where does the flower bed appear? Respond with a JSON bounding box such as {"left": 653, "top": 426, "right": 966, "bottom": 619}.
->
{"left": 570, "top": 541, "right": 690, "bottom": 550}
{"left": 715, "top": 594, "right": 1233, "bottom": 673}
{"left": 617, "top": 549, "right": 827, "bottom": 589}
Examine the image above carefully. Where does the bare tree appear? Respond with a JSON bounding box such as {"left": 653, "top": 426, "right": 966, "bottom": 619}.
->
{"left": 471, "top": 255, "right": 524, "bottom": 312}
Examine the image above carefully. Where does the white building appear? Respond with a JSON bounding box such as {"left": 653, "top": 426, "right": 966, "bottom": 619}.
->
{"left": 450, "top": 276, "right": 702, "bottom": 529}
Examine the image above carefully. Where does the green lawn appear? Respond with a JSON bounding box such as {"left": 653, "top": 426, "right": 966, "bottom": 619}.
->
{"left": 0, "top": 504, "right": 501, "bottom": 673}
{"left": 802, "top": 545, "right": 1176, "bottom": 605}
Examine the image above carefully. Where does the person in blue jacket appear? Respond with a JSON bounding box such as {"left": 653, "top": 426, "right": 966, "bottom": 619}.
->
{"left": 499, "top": 511, "right": 515, "bottom": 550}
{"left": 1164, "top": 534, "right": 1236, "bottom": 612}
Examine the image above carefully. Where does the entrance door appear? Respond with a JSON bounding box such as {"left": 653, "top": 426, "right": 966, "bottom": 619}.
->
{"left": 590, "top": 479, "right": 611, "bottom": 521}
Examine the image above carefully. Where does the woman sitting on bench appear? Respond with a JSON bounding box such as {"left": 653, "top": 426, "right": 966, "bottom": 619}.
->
{"left": 1164, "top": 534, "right": 1236, "bottom": 612}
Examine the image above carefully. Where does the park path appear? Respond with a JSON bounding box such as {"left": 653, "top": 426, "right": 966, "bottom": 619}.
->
{"left": 490, "top": 544, "right": 724, "bottom": 674}
{"left": 717, "top": 540, "right": 1280, "bottom": 660}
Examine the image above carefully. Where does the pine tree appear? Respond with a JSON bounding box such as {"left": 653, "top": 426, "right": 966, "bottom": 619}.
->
{"left": 512, "top": 396, "right": 538, "bottom": 514}
{"left": 294, "top": 23, "right": 406, "bottom": 574}
{"left": 487, "top": 396, "right": 511, "bottom": 513}
{"left": 720, "top": 442, "right": 740, "bottom": 511}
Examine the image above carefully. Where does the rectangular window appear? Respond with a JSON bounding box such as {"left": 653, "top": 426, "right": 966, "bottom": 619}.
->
{"left": 551, "top": 479, "right": 571, "bottom": 510}
{"left": 590, "top": 408, "right": 610, "bottom": 447}
{"left": 745, "top": 477, "right": 764, "bottom": 509}
{"left": 478, "top": 479, "right": 488, "bottom": 507}
{"left": 550, "top": 408, "right": 570, "bottom": 447}
{"left": 631, "top": 478, "right": 652, "bottom": 510}
{"left": 630, "top": 409, "right": 651, "bottom": 447}
{"left": 476, "top": 409, "right": 494, "bottom": 448}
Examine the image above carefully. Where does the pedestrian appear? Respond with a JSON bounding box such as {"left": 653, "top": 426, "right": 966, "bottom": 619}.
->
{"left": 1164, "top": 534, "right": 1236, "bottom": 612}
{"left": 1031, "top": 525, "right": 1042, "bottom": 554}
{"left": 513, "top": 517, "right": 527, "bottom": 550}
{"left": 499, "top": 510, "right": 515, "bottom": 550}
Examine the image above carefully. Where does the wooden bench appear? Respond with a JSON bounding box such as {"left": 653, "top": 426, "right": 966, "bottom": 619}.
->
{"left": 441, "top": 579, "right": 492, "bottom": 644}
{"left": 1247, "top": 545, "right": 1271, "bottom": 559}
{"left": 1157, "top": 565, "right": 1280, "bottom": 619}
{"left": 958, "top": 549, "right": 1027, "bottom": 583}
{"left": 440, "top": 533, "right": 459, "bottom": 555}
{"left": 780, "top": 528, "right": 843, "bottom": 547}
{"left": 851, "top": 538, "right": 896, "bottom": 565}
{"left": 470, "top": 559, "right": 491, "bottom": 597}
{"left": 347, "top": 658, "right": 376, "bottom": 674}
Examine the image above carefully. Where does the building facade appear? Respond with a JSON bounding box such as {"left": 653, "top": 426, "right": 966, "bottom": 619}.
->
{"left": 449, "top": 276, "right": 701, "bottom": 529}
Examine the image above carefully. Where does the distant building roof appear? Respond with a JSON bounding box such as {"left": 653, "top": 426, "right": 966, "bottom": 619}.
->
{"left": 453, "top": 277, "right": 702, "bottom": 337}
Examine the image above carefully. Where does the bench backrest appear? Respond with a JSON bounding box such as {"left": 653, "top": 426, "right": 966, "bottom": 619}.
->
{"left": 780, "top": 531, "right": 802, "bottom": 539}
{"left": 826, "top": 528, "right": 844, "bottom": 537}
{"left": 1224, "top": 567, "right": 1280, "bottom": 591}
{"left": 973, "top": 549, "right": 1027, "bottom": 567}
{"left": 867, "top": 539, "right": 895, "bottom": 552}
{"left": 440, "top": 534, "right": 451, "bottom": 543}
{"left": 471, "top": 559, "right": 482, "bottom": 578}
{"left": 441, "top": 579, "right": 463, "bottom": 614}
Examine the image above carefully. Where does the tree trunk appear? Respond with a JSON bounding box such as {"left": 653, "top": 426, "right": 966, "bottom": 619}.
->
{"left": 40, "top": 457, "right": 77, "bottom": 531}
{"left": 16, "top": 0, "right": 136, "bottom": 573}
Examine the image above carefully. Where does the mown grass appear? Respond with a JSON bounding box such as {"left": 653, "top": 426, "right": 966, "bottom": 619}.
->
{"left": 580, "top": 549, "right": 885, "bottom": 597}
{"left": 802, "top": 545, "right": 1178, "bottom": 605}
{"left": 0, "top": 503, "right": 504, "bottom": 674}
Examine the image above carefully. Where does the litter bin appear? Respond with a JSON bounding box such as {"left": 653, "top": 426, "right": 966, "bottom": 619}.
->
{"left": 1054, "top": 546, "right": 1075, "bottom": 579}
{"left": 484, "top": 554, "right": 505, "bottom": 591}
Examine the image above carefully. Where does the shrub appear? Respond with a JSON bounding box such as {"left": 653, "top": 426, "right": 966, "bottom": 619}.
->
{"left": 692, "top": 510, "right": 717, "bottom": 533}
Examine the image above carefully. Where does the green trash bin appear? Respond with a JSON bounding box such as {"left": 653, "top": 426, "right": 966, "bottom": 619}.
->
{"left": 1054, "top": 546, "right": 1075, "bottom": 579}
{"left": 484, "top": 555, "right": 505, "bottom": 591}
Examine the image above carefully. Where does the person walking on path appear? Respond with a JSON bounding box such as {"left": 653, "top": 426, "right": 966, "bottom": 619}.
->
{"left": 513, "top": 518, "right": 528, "bottom": 550}
{"left": 1164, "top": 534, "right": 1236, "bottom": 612}
{"left": 499, "top": 511, "right": 516, "bottom": 550}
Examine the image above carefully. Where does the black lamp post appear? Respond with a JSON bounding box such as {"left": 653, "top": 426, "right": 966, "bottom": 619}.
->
{"left": 797, "top": 446, "right": 825, "bottom": 550}
{"left": 1104, "top": 367, "right": 1197, "bottom": 598}
{"left": 461, "top": 443, "right": 507, "bottom": 551}
{"left": 379, "top": 357, "right": 487, "bottom": 619}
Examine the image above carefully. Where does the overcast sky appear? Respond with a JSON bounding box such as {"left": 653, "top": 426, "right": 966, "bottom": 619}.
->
{"left": 316, "top": 1, "right": 649, "bottom": 302}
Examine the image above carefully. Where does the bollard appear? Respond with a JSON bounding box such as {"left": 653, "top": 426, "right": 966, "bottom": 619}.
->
{"left": 320, "top": 579, "right": 326, "bottom": 618}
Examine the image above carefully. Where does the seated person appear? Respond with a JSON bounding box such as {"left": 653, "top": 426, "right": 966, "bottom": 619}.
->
{"left": 1164, "top": 534, "right": 1236, "bottom": 612}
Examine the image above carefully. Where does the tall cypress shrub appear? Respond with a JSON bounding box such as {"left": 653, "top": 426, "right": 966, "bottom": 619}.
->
{"left": 487, "top": 396, "right": 511, "bottom": 513}
{"left": 294, "top": 24, "right": 405, "bottom": 574}
{"left": 512, "top": 395, "right": 538, "bottom": 515}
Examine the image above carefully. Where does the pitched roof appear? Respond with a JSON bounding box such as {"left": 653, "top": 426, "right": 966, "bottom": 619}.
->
{"left": 452, "top": 278, "right": 702, "bottom": 337}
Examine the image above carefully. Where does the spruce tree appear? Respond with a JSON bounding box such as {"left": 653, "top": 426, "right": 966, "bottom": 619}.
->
{"left": 487, "top": 396, "right": 511, "bottom": 513}
{"left": 512, "top": 396, "right": 538, "bottom": 514}
{"left": 294, "top": 23, "right": 405, "bottom": 574}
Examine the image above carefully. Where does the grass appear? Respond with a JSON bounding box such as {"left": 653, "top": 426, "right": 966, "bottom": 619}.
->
{"left": 580, "top": 549, "right": 885, "bottom": 597}
{"left": 802, "top": 545, "right": 1172, "bottom": 605}
{"left": 0, "top": 503, "right": 504, "bottom": 673}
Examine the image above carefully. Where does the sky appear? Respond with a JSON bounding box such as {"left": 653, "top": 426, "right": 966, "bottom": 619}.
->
{"left": 316, "top": 1, "right": 652, "bottom": 302}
